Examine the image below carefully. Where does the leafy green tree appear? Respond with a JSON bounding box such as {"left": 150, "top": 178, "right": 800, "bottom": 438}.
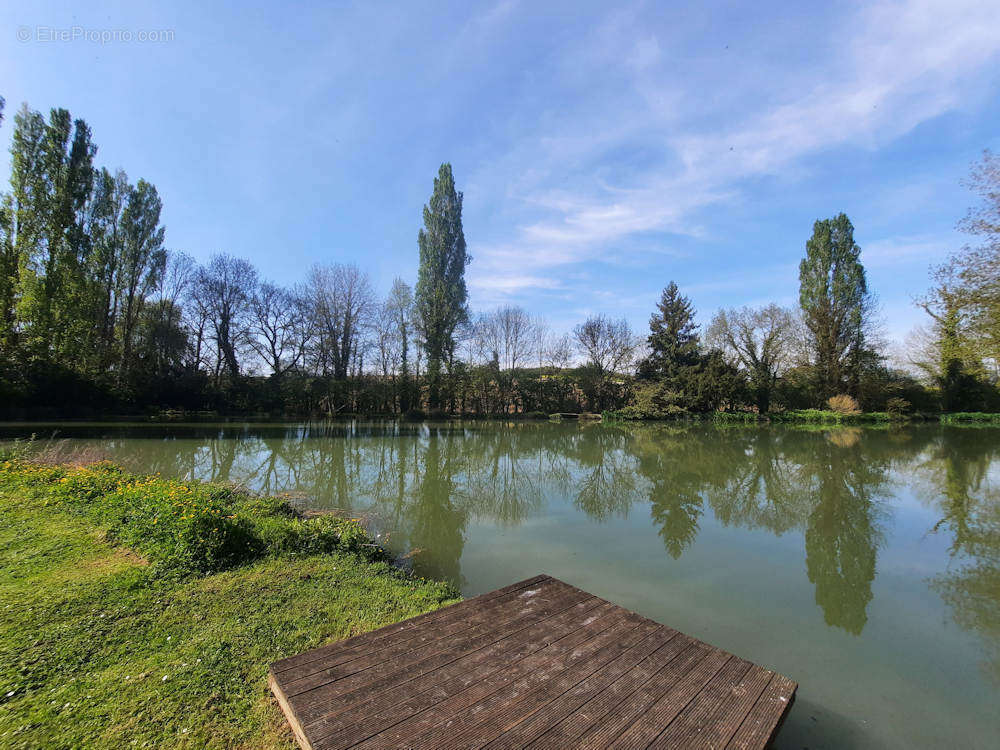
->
{"left": 2, "top": 106, "right": 47, "bottom": 354}
{"left": 117, "top": 179, "right": 166, "bottom": 379}
{"left": 798, "top": 213, "right": 872, "bottom": 400}
{"left": 913, "top": 153, "right": 1000, "bottom": 407}
{"left": 917, "top": 262, "right": 988, "bottom": 410}
{"left": 639, "top": 281, "right": 699, "bottom": 379}
{"left": 135, "top": 299, "right": 188, "bottom": 377}
{"left": 954, "top": 150, "right": 1000, "bottom": 370}
{"left": 0, "top": 196, "right": 17, "bottom": 353}
{"left": 85, "top": 168, "right": 131, "bottom": 371}
{"left": 415, "top": 164, "right": 470, "bottom": 409}
{"left": 24, "top": 109, "right": 96, "bottom": 361}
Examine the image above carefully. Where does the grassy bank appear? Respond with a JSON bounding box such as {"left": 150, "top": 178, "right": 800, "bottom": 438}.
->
{"left": 0, "top": 457, "right": 458, "bottom": 749}
{"left": 604, "top": 408, "right": 1000, "bottom": 424}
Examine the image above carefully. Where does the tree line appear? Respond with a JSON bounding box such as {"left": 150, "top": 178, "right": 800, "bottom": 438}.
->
{"left": 1, "top": 99, "right": 997, "bottom": 417}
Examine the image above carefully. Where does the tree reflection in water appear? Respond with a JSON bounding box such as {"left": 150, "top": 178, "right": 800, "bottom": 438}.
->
{"left": 918, "top": 428, "right": 1000, "bottom": 679}
{"left": 68, "top": 420, "right": 1000, "bottom": 646}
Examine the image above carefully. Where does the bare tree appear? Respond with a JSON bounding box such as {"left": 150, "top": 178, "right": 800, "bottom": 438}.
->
{"left": 543, "top": 332, "right": 574, "bottom": 369}
{"left": 476, "top": 305, "right": 536, "bottom": 372}
{"left": 385, "top": 279, "right": 415, "bottom": 411}
{"left": 156, "top": 251, "right": 195, "bottom": 310}
{"left": 304, "top": 263, "right": 374, "bottom": 380}
{"left": 706, "top": 304, "right": 796, "bottom": 412}
{"left": 372, "top": 297, "right": 399, "bottom": 378}
{"left": 250, "top": 282, "right": 305, "bottom": 377}
{"left": 193, "top": 254, "right": 258, "bottom": 379}
{"left": 573, "top": 315, "right": 638, "bottom": 374}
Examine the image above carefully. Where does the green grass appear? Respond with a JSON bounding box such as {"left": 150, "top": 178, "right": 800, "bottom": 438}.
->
{"left": 768, "top": 409, "right": 896, "bottom": 424}
{"left": 711, "top": 412, "right": 759, "bottom": 424}
{"left": 0, "top": 459, "right": 459, "bottom": 749}
{"left": 940, "top": 412, "right": 1000, "bottom": 424}
{"left": 605, "top": 408, "right": 908, "bottom": 424}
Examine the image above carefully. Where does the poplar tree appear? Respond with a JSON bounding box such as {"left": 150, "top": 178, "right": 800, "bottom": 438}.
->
{"left": 387, "top": 278, "right": 414, "bottom": 411}
{"left": 798, "top": 213, "right": 871, "bottom": 400}
{"left": 10, "top": 107, "right": 96, "bottom": 361}
{"left": 117, "top": 179, "right": 166, "bottom": 378}
{"left": 415, "top": 163, "right": 469, "bottom": 409}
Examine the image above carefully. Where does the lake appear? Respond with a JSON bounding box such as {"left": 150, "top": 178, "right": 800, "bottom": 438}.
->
{"left": 2, "top": 420, "right": 997, "bottom": 749}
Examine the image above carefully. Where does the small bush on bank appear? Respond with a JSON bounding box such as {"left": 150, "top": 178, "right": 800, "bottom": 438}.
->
{"left": 827, "top": 394, "right": 861, "bottom": 415}
{"left": 885, "top": 397, "right": 912, "bottom": 418}
{"left": 713, "top": 411, "right": 759, "bottom": 424}
{"left": 0, "top": 460, "right": 375, "bottom": 575}
{"left": 603, "top": 406, "right": 698, "bottom": 422}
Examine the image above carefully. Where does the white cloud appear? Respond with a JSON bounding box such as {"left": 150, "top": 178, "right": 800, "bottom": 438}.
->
{"left": 470, "top": 274, "right": 561, "bottom": 292}
{"left": 862, "top": 233, "right": 954, "bottom": 269}
{"left": 467, "top": 0, "right": 1000, "bottom": 299}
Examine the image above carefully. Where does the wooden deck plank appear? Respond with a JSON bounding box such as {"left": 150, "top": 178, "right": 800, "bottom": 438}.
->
{"left": 655, "top": 664, "right": 774, "bottom": 749}
{"left": 647, "top": 657, "right": 757, "bottom": 748}
{"left": 285, "top": 579, "right": 585, "bottom": 700}
{"left": 573, "top": 643, "right": 714, "bottom": 749}
{"left": 344, "top": 613, "right": 646, "bottom": 750}
{"left": 725, "top": 674, "right": 798, "bottom": 750}
{"left": 306, "top": 601, "right": 622, "bottom": 748}
{"left": 605, "top": 650, "right": 733, "bottom": 750}
{"left": 275, "top": 575, "right": 560, "bottom": 684}
{"left": 292, "top": 583, "right": 590, "bottom": 716}
{"left": 271, "top": 574, "right": 549, "bottom": 675}
{"left": 269, "top": 574, "right": 796, "bottom": 750}
{"left": 524, "top": 633, "right": 698, "bottom": 749}
{"left": 481, "top": 627, "right": 679, "bottom": 750}
{"left": 433, "top": 619, "right": 659, "bottom": 750}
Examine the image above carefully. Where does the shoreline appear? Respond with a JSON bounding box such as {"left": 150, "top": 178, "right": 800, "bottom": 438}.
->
{"left": 3, "top": 410, "right": 1000, "bottom": 426}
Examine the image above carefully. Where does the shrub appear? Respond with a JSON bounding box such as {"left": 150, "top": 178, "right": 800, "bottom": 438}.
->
{"left": 827, "top": 394, "right": 861, "bottom": 415}
{"left": 713, "top": 411, "right": 758, "bottom": 424}
{"left": 0, "top": 460, "right": 376, "bottom": 574}
{"left": 885, "top": 397, "right": 912, "bottom": 417}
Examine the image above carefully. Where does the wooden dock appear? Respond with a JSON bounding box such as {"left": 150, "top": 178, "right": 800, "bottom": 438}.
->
{"left": 269, "top": 574, "right": 796, "bottom": 749}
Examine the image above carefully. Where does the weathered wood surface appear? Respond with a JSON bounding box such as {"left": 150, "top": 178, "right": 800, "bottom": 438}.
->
{"left": 270, "top": 575, "right": 796, "bottom": 749}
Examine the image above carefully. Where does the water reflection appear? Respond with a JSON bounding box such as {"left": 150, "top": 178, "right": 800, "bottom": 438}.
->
{"left": 5, "top": 421, "right": 998, "bottom": 658}
{"left": 917, "top": 429, "right": 1000, "bottom": 680}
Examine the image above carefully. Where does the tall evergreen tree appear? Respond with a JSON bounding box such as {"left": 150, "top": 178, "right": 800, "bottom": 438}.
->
{"left": 639, "top": 281, "right": 700, "bottom": 379}
{"left": 798, "top": 213, "right": 871, "bottom": 400}
{"left": 415, "top": 163, "right": 469, "bottom": 409}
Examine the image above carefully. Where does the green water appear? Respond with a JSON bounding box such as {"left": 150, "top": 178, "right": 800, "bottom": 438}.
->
{"left": 3, "top": 420, "right": 998, "bottom": 749}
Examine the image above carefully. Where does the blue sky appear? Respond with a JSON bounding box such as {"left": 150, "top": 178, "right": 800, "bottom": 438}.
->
{"left": 3, "top": 0, "right": 999, "bottom": 347}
